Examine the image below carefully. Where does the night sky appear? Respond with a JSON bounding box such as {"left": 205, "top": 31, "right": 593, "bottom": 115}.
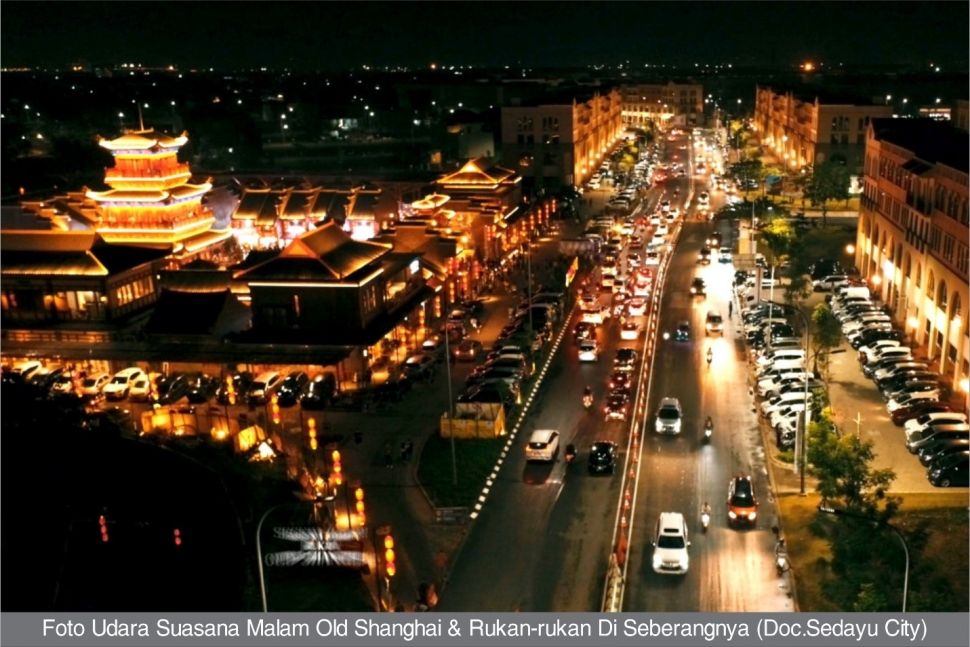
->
{"left": 2, "top": 1, "right": 967, "bottom": 70}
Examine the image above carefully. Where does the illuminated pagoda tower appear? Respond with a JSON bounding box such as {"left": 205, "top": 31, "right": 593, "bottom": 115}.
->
{"left": 84, "top": 128, "right": 230, "bottom": 256}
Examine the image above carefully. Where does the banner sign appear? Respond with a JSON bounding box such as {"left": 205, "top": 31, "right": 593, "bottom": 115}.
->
{"left": 4, "top": 612, "right": 967, "bottom": 647}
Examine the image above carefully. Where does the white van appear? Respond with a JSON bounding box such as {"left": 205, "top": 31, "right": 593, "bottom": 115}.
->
{"left": 248, "top": 371, "right": 283, "bottom": 403}
{"left": 836, "top": 285, "right": 871, "bottom": 300}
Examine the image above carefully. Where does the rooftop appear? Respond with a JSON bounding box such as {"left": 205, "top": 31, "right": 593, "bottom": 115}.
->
{"left": 871, "top": 118, "right": 969, "bottom": 174}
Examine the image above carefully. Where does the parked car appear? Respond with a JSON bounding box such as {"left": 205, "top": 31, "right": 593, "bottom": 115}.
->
{"left": 78, "top": 373, "right": 111, "bottom": 399}
{"left": 216, "top": 371, "right": 253, "bottom": 405}
{"left": 157, "top": 372, "right": 190, "bottom": 405}
{"left": 300, "top": 373, "right": 337, "bottom": 410}
{"left": 185, "top": 373, "right": 219, "bottom": 404}
{"left": 248, "top": 371, "right": 284, "bottom": 404}
{"left": 103, "top": 367, "right": 146, "bottom": 401}
{"left": 277, "top": 371, "right": 310, "bottom": 407}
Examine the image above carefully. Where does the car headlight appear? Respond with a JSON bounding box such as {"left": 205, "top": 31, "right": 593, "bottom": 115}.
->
{"left": 749, "top": 512, "right": 758, "bottom": 520}
{"left": 673, "top": 420, "right": 681, "bottom": 431}
{"left": 652, "top": 554, "right": 663, "bottom": 569}
{"left": 655, "top": 419, "right": 663, "bottom": 431}
{"left": 728, "top": 510, "right": 737, "bottom": 519}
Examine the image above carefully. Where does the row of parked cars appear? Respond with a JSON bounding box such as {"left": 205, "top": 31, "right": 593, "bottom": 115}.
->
{"left": 736, "top": 300, "right": 821, "bottom": 450}
{"left": 456, "top": 290, "right": 566, "bottom": 414}
{"left": 2, "top": 360, "right": 340, "bottom": 411}
{"left": 832, "top": 286, "right": 968, "bottom": 487}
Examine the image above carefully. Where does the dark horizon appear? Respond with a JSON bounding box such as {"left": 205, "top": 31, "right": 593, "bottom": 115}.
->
{"left": 2, "top": 1, "right": 968, "bottom": 71}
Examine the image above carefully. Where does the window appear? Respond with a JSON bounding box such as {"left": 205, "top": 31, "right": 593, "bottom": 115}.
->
{"left": 517, "top": 134, "right": 524, "bottom": 145}
{"left": 841, "top": 134, "right": 848, "bottom": 145}
{"left": 526, "top": 134, "right": 534, "bottom": 145}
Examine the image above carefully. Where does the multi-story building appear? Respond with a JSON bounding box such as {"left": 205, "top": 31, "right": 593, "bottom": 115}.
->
{"left": 500, "top": 88, "right": 624, "bottom": 189}
{"left": 854, "top": 118, "right": 969, "bottom": 394}
{"left": 754, "top": 86, "right": 893, "bottom": 172}
{"left": 620, "top": 82, "right": 704, "bottom": 128}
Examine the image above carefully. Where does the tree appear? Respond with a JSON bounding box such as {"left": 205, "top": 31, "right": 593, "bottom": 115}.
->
{"left": 760, "top": 218, "right": 797, "bottom": 260}
{"left": 804, "top": 161, "right": 851, "bottom": 226}
{"left": 807, "top": 409, "right": 898, "bottom": 518}
{"left": 811, "top": 303, "right": 842, "bottom": 378}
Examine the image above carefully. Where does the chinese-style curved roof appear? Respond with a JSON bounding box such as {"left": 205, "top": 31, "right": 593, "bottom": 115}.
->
{"left": 437, "top": 158, "right": 517, "bottom": 187}
{"left": 411, "top": 193, "right": 451, "bottom": 210}
{"left": 239, "top": 221, "right": 391, "bottom": 282}
{"left": 98, "top": 128, "right": 189, "bottom": 151}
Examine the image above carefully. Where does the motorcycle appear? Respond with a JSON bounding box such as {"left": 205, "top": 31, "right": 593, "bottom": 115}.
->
{"left": 564, "top": 444, "right": 577, "bottom": 463}
{"left": 775, "top": 539, "right": 790, "bottom": 574}
{"left": 706, "top": 348, "right": 713, "bottom": 367}
{"left": 583, "top": 387, "right": 593, "bottom": 410}
{"left": 700, "top": 506, "right": 711, "bottom": 533}
{"left": 703, "top": 417, "right": 713, "bottom": 442}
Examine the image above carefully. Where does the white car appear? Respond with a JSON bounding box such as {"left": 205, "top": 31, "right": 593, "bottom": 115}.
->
{"left": 904, "top": 412, "right": 968, "bottom": 436}
{"left": 79, "top": 373, "right": 111, "bottom": 398}
{"left": 525, "top": 429, "right": 560, "bottom": 463}
{"left": 578, "top": 341, "right": 599, "bottom": 362}
{"left": 864, "top": 346, "right": 912, "bottom": 366}
{"left": 128, "top": 376, "right": 154, "bottom": 402}
{"left": 718, "top": 247, "right": 733, "bottom": 262}
{"left": 858, "top": 339, "right": 902, "bottom": 356}
{"left": 581, "top": 306, "right": 608, "bottom": 325}
{"left": 649, "top": 214, "right": 662, "bottom": 226}
{"left": 626, "top": 298, "right": 647, "bottom": 317}
{"left": 761, "top": 394, "right": 808, "bottom": 416}
{"left": 655, "top": 397, "right": 683, "bottom": 434}
{"left": 655, "top": 224, "right": 669, "bottom": 237}
{"left": 652, "top": 512, "right": 690, "bottom": 575}
{"left": 102, "top": 367, "right": 146, "bottom": 401}
{"left": 887, "top": 391, "right": 939, "bottom": 413}
{"left": 620, "top": 321, "right": 641, "bottom": 340}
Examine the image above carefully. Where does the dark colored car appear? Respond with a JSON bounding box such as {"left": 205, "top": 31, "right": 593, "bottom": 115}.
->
{"left": 727, "top": 475, "right": 758, "bottom": 526}
{"left": 83, "top": 407, "right": 137, "bottom": 436}
{"left": 674, "top": 321, "right": 690, "bottom": 342}
{"left": 574, "top": 321, "right": 596, "bottom": 344}
{"left": 918, "top": 439, "right": 970, "bottom": 467}
{"left": 277, "top": 371, "right": 310, "bottom": 407}
{"left": 185, "top": 373, "right": 219, "bottom": 404}
{"left": 927, "top": 452, "right": 969, "bottom": 487}
{"left": 614, "top": 348, "right": 638, "bottom": 369}
{"left": 588, "top": 441, "right": 618, "bottom": 474}
{"left": 690, "top": 277, "right": 706, "bottom": 296}
{"left": 216, "top": 371, "right": 253, "bottom": 405}
{"left": 300, "top": 373, "right": 337, "bottom": 410}
{"left": 608, "top": 370, "right": 631, "bottom": 393}
{"left": 156, "top": 373, "right": 190, "bottom": 405}
{"left": 850, "top": 328, "right": 905, "bottom": 350}
{"left": 453, "top": 339, "right": 483, "bottom": 361}
{"left": 604, "top": 393, "right": 629, "bottom": 420}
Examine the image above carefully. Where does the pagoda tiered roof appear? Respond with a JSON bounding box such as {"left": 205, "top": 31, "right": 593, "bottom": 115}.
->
{"left": 98, "top": 129, "right": 189, "bottom": 152}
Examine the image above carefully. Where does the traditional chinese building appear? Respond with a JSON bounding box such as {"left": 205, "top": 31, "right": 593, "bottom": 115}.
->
{"left": 19, "top": 128, "right": 231, "bottom": 261}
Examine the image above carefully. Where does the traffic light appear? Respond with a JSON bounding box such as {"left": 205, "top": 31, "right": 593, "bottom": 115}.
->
{"left": 270, "top": 394, "right": 281, "bottom": 425}
{"left": 331, "top": 450, "right": 343, "bottom": 485}
{"left": 98, "top": 513, "right": 109, "bottom": 543}
{"left": 173, "top": 528, "right": 182, "bottom": 547}
{"left": 383, "top": 534, "right": 396, "bottom": 578}
{"left": 307, "top": 418, "right": 318, "bottom": 451}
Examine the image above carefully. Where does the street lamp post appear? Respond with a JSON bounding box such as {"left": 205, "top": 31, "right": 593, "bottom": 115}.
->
{"left": 818, "top": 505, "right": 909, "bottom": 611}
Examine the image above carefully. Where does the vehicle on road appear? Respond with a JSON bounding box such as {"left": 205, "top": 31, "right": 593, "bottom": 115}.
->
{"left": 727, "top": 475, "right": 759, "bottom": 526}
{"left": 705, "top": 311, "right": 723, "bottom": 335}
{"left": 588, "top": 441, "right": 618, "bottom": 474}
{"left": 690, "top": 277, "right": 706, "bottom": 296}
{"left": 655, "top": 397, "right": 683, "bottom": 434}
{"left": 525, "top": 429, "right": 560, "bottom": 463}
{"left": 652, "top": 512, "right": 690, "bottom": 575}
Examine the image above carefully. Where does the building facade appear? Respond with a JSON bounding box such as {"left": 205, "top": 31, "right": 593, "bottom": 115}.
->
{"left": 620, "top": 82, "right": 704, "bottom": 128}
{"left": 854, "top": 118, "right": 969, "bottom": 395}
{"left": 754, "top": 86, "right": 893, "bottom": 172}
{"left": 500, "top": 88, "right": 624, "bottom": 189}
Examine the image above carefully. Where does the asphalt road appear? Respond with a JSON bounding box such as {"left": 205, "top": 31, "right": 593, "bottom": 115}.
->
{"left": 622, "top": 130, "right": 793, "bottom": 611}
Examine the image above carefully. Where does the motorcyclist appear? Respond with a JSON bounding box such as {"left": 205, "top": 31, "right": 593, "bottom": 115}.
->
{"left": 706, "top": 348, "right": 713, "bottom": 366}
{"left": 705, "top": 416, "right": 714, "bottom": 430}
{"left": 583, "top": 386, "right": 593, "bottom": 409}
